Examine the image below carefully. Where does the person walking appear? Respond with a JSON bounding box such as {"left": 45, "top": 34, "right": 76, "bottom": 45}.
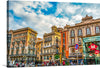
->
{"left": 80, "top": 60, "right": 84, "bottom": 65}
{"left": 16, "top": 62, "right": 18, "bottom": 67}
{"left": 22, "top": 62, "right": 25, "bottom": 67}
{"left": 63, "top": 61, "right": 65, "bottom": 66}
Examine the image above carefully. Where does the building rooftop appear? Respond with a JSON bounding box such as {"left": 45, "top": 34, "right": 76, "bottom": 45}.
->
{"left": 12, "top": 27, "right": 38, "bottom": 34}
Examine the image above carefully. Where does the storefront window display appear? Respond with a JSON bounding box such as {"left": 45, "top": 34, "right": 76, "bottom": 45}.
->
{"left": 83, "top": 36, "right": 100, "bottom": 65}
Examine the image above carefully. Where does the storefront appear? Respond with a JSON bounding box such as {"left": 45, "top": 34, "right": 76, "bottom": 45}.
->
{"left": 83, "top": 36, "right": 100, "bottom": 65}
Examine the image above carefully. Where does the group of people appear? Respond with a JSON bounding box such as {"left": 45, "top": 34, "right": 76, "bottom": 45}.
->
{"left": 70, "top": 60, "right": 84, "bottom": 65}
{"left": 35, "top": 60, "right": 66, "bottom": 66}
{"left": 16, "top": 62, "right": 25, "bottom": 67}
{"left": 8, "top": 60, "right": 35, "bottom": 67}
{"left": 8, "top": 60, "right": 84, "bottom": 67}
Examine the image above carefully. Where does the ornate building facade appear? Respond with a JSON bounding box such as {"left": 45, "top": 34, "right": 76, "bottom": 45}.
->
{"left": 61, "top": 15, "right": 100, "bottom": 64}
{"left": 41, "top": 26, "right": 62, "bottom": 62}
{"left": 9, "top": 27, "right": 37, "bottom": 63}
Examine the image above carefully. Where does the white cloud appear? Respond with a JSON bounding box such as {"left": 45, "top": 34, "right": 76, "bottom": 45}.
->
{"left": 8, "top": 2, "right": 100, "bottom": 38}
{"left": 9, "top": 1, "right": 71, "bottom": 38}
{"left": 55, "top": 3, "right": 81, "bottom": 16}
{"left": 72, "top": 14, "right": 82, "bottom": 21}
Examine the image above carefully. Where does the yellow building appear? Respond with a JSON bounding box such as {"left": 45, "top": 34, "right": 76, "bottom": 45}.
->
{"left": 9, "top": 27, "right": 38, "bottom": 63}
{"left": 41, "top": 26, "right": 63, "bottom": 62}
{"left": 35, "top": 38, "right": 43, "bottom": 61}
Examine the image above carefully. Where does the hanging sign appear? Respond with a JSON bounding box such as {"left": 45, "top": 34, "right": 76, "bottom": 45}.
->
{"left": 88, "top": 43, "right": 98, "bottom": 50}
{"left": 95, "top": 50, "right": 99, "bottom": 54}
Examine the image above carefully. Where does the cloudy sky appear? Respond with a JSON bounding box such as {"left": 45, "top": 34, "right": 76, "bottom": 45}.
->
{"left": 8, "top": 1, "right": 100, "bottom": 38}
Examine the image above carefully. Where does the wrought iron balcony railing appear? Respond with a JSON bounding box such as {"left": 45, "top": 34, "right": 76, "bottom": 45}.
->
{"left": 43, "top": 45, "right": 52, "bottom": 48}
{"left": 69, "top": 53, "right": 82, "bottom": 56}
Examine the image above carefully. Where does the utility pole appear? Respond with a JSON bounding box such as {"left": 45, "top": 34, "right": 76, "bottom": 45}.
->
{"left": 76, "top": 50, "right": 78, "bottom": 65}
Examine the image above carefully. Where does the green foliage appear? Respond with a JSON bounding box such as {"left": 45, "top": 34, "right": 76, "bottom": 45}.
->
{"left": 54, "top": 54, "right": 59, "bottom": 59}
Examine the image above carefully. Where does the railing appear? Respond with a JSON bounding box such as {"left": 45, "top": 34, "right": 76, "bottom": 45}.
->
{"left": 69, "top": 53, "right": 82, "bottom": 56}
{"left": 41, "top": 52, "right": 55, "bottom": 55}
{"left": 68, "top": 44, "right": 75, "bottom": 47}
{"left": 44, "top": 39, "right": 52, "bottom": 42}
{"left": 43, "top": 45, "right": 52, "bottom": 48}
{"left": 56, "top": 45, "right": 59, "bottom": 48}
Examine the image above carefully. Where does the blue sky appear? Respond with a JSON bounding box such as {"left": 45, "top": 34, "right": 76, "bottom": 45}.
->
{"left": 8, "top": 1, "right": 100, "bottom": 38}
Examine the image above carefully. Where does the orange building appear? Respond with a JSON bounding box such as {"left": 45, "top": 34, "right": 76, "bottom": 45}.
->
{"left": 61, "top": 26, "right": 69, "bottom": 60}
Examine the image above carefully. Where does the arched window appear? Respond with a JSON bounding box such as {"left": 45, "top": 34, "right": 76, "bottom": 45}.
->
{"left": 95, "top": 26, "right": 100, "bottom": 33}
{"left": 78, "top": 29, "right": 82, "bottom": 36}
{"left": 86, "top": 27, "right": 91, "bottom": 35}
{"left": 71, "top": 30, "right": 75, "bottom": 37}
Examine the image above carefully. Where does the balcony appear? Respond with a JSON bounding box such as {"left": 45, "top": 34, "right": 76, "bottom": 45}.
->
{"left": 44, "top": 39, "right": 52, "bottom": 42}
{"left": 41, "top": 52, "right": 55, "bottom": 55}
{"left": 56, "top": 51, "right": 59, "bottom": 54}
{"left": 69, "top": 53, "right": 82, "bottom": 58}
{"left": 28, "top": 47, "right": 35, "bottom": 50}
{"left": 43, "top": 45, "right": 52, "bottom": 48}
{"left": 56, "top": 45, "right": 59, "bottom": 48}
{"left": 68, "top": 43, "right": 75, "bottom": 47}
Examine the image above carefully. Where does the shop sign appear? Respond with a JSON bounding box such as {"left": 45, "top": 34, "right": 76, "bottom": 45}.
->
{"left": 88, "top": 43, "right": 98, "bottom": 50}
{"left": 95, "top": 50, "right": 99, "bottom": 54}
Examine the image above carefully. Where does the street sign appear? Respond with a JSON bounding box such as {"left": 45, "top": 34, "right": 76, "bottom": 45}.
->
{"left": 75, "top": 44, "right": 79, "bottom": 50}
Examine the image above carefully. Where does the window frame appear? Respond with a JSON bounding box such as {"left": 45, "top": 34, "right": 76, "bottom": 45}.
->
{"left": 71, "top": 38, "right": 75, "bottom": 45}
{"left": 86, "top": 27, "right": 91, "bottom": 35}
{"left": 78, "top": 29, "right": 82, "bottom": 36}
{"left": 71, "top": 30, "right": 75, "bottom": 37}
{"left": 95, "top": 26, "right": 100, "bottom": 34}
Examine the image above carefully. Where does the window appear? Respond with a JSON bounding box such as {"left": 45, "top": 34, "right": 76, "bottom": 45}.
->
{"left": 63, "top": 33, "right": 65, "bottom": 38}
{"left": 78, "top": 38, "right": 81, "bottom": 45}
{"left": 50, "top": 56, "right": 52, "bottom": 59}
{"left": 56, "top": 37, "right": 58, "bottom": 42}
{"left": 47, "top": 43, "right": 49, "bottom": 46}
{"left": 41, "top": 43, "right": 43, "bottom": 46}
{"left": 95, "top": 26, "right": 100, "bottom": 33}
{"left": 78, "top": 29, "right": 82, "bottom": 36}
{"left": 47, "top": 49, "right": 49, "bottom": 53}
{"left": 44, "top": 50, "right": 46, "bottom": 53}
{"left": 71, "top": 30, "right": 75, "bottom": 37}
{"left": 45, "top": 44, "right": 46, "bottom": 46}
{"left": 47, "top": 56, "right": 49, "bottom": 60}
{"left": 71, "top": 38, "right": 75, "bottom": 45}
{"left": 44, "top": 56, "right": 46, "bottom": 60}
{"left": 63, "top": 39, "right": 65, "bottom": 44}
{"left": 86, "top": 27, "right": 91, "bottom": 35}
{"left": 50, "top": 43, "right": 52, "bottom": 45}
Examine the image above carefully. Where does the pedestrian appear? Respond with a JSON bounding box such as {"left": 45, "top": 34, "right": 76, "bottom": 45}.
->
{"left": 80, "top": 60, "right": 84, "bottom": 65}
{"left": 70, "top": 61, "right": 73, "bottom": 65}
{"left": 52, "top": 61, "right": 54, "bottom": 66}
{"left": 49, "top": 61, "right": 52, "bottom": 66}
{"left": 63, "top": 61, "right": 65, "bottom": 66}
{"left": 16, "top": 62, "right": 18, "bottom": 67}
{"left": 22, "top": 62, "right": 25, "bottom": 67}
